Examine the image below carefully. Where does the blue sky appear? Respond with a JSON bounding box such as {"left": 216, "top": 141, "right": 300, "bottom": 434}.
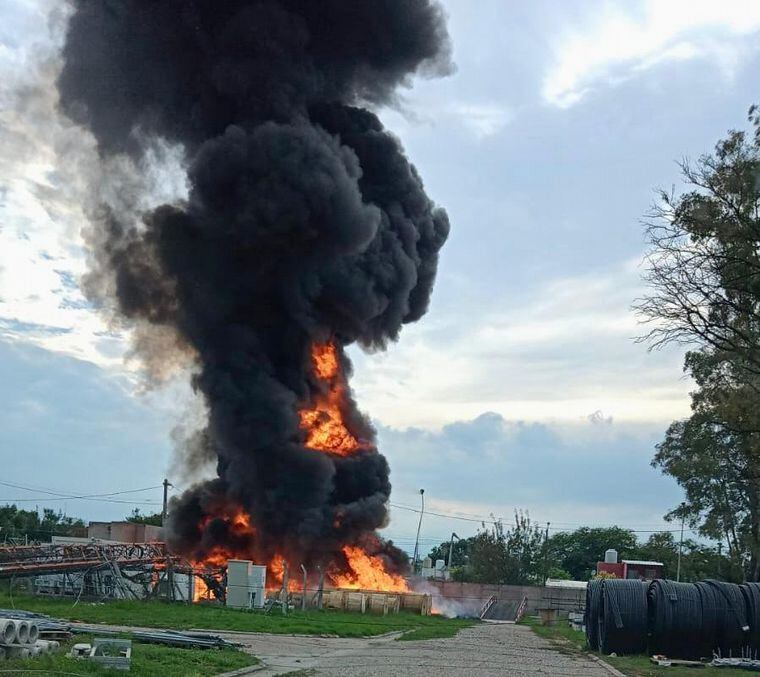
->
{"left": 2, "top": 0, "right": 760, "bottom": 552}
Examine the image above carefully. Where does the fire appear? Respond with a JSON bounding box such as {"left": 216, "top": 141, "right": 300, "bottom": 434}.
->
{"left": 230, "top": 510, "right": 253, "bottom": 533}
{"left": 192, "top": 508, "right": 256, "bottom": 569}
{"left": 198, "top": 547, "right": 234, "bottom": 569}
{"left": 186, "top": 343, "right": 407, "bottom": 599}
{"left": 331, "top": 546, "right": 409, "bottom": 592}
{"left": 299, "top": 342, "right": 366, "bottom": 456}
{"left": 197, "top": 508, "right": 253, "bottom": 538}
{"left": 311, "top": 342, "right": 339, "bottom": 379}
{"left": 299, "top": 405, "right": 361, "bottom": 455}
{"left": 267, "top": 556, "right": 301, "bottom": 591}
{"left": 193, "top": 575, "right": 211, "bottom": 602}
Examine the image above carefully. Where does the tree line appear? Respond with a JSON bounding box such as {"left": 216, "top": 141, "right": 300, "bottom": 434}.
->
{"left": 0, "top": 506, "right": 162, "bottom": 544}
{"left": 0, "top": 505, "right": 86, "bottom": 543}
{"left": 426, "top": 516, "right": 740, "bottom": 585}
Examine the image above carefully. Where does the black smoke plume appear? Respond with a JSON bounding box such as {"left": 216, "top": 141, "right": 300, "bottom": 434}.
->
{"left": 58, "top": 1, "right": 451, "bottom": 577}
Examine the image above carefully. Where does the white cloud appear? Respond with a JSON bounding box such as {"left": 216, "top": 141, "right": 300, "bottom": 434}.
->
{"left": 543, "top": 0, "right": 760, "bottom": 108}
{"left": 0, "top": 1, "right": 117, "bottom": 366}
{"left": 446, "top": 103, "right": 512, "bottom": 139}
{"left": 0, "top": 0, "right": 187, "bottom": 370}
{"left": 379, "top": 95, "right": 512, "bottom": 141}
{"left": 349, "top": 258, "right": 691, "bottom": 429}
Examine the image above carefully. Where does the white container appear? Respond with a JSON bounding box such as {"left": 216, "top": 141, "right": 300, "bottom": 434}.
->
{"left": 227, "top": 560, "right": 267, "bottom": 609}
{"left": 249, "top": 565, "right": 267, "bottom": 609}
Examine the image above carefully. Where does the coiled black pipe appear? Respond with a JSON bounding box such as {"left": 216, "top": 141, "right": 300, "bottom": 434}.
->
{"left": 696, "top": 580, "right": 748, "bottom": 657}
{"left": 598, "top": 579, "right": 648, "bottom": 655}
{"left": 647, "top": 580, "right": 705, "bottom": 658}
{"left": 694, "top": 581, "right": 721, "bottom": 657}
{"left": 741, "top": 583, "right": 760, "bottom": 654}
{"left": 585, "top": 579, "right": 602, "bottom": 650}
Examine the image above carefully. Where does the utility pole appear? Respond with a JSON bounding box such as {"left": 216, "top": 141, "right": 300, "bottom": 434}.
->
{"left": 162, "top": 478, "right": 174, "bottom": 601}
{"left": 676, "top": 513, "right": 685, "bottom": 582}
{"left": 411, "top": 489, "right": 425, "bottom": 574}
{"left": 543, "top": 521, "right": 551, "bottom": 586}
{"left": 162, "top": 478, "right": 172, "bottom": 526}
{"left": 447, "top": 532, "right": 459, "bottom": 569}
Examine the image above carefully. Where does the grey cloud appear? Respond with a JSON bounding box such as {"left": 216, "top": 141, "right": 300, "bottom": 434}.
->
{"left": 0, "top": 318, "right": 71, "bottom": 336}
{"left": 378, "top": 411, "right": 681, "bottom": 523}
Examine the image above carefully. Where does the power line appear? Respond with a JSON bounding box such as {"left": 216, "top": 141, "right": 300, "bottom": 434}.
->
{"left": 0, "top": 497, "right": 163, "bottom": 505}
{"left": 0, "top": 479, "right": 162, "bottom": 498}
{"left": 388, "top": 502, "right": 699, "bottom": 534}
{"left": 0, "top": 480, "right": 163, "bottom": 505}
{"left": 389, "top": 502, "right": 496, "bottom": 524}
{"left": 393, "top": 494, "right": 700, "bottom": 531}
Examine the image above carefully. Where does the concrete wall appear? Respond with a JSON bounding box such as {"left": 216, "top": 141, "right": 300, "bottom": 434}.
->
{"left": 422, "top": 580, "right": 586, "bottom": 617}
{"left": 87, "top": 522, "right": 164, "bottom": 543}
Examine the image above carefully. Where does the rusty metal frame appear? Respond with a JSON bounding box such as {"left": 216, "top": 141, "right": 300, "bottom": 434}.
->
{"left": 0, "top": 542, "right": 187, "bottom": 578}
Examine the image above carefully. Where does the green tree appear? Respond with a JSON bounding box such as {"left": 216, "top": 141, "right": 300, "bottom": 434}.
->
{"left": 635, "top": 531, "right": 741, "bottom": 582}
{"left": 638, "top": 110, "right": 760, "bottom": 580}
{"left": 461, "top": 512, "right": 545, "bottom": 585}
{"left": 468, "top": 528, "right": 511, "bottom": 584}
{"left": 653, "top": 404, "right": 754, "bottom": 575}
{"left": 0, "top": 505, "right": 85, "bottom": 543}
{"left": 503, "top": 511, "right": 545, "bottom": 585}
{"left": 125, "top": 508, "right": 163, "bottom": 526}
{"left": 426, "top": 536, "right": 474, "bottom": 568}
{"left": 634, "top": 531, "right": 680, "bottom": 575}
{"left": 547, "top": 527, "right": 638, "bottom": 580}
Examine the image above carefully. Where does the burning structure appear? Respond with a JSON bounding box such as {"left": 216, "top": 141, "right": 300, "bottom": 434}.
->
{"left": 57, "top": 1, "right": 451, "bottom": 593}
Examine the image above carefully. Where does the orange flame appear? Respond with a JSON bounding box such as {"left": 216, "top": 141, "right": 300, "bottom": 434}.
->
{"left": 331, "top": 546, "right": 409, "bottom": 592}
{"left": 299, "top": 342, "right": 365, "bottom": 456}
{"left": 191, "top": 509, "right": 257, "bottom": 569}
{"left": 187, "top": 342, "right": 406, "bottom": 598}
{"left": 312, "top": 342, "right": 340, "bottom": 379}
{"left": 267, "top": 556, "right": 301, "bottom": 591}
{"left": 193, "top": 576, "right": 211, "bottom": 602}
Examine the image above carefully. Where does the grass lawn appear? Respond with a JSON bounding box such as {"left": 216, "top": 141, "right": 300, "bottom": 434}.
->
{"left": 0, "top": 633, "right": 256, "bottom": 676}
{"left": 520, "top": 616, "right": 727, "bottom": 677}
{"left": 0, "top": 590, "right": 474, "bottom": 639}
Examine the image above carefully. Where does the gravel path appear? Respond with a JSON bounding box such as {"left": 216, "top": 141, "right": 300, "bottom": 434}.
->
{"left": 218, "top": 622, "right": 618, "bottom": 676}
{"left": 73, "top": 620, "right": 618, "bottom": 676}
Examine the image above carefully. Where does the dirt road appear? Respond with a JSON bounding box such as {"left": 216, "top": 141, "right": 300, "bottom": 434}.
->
{"left": 216, "top": 621, "right": 619, "bottom": 676}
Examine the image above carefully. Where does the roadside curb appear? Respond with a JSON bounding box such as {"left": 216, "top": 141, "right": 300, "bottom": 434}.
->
{"left": 587, "top": 653, "right": 627, "bottom": 677}
{"left": 519, "top": 621, "right": 627, "bottom": 677}
{"left": 216, "top": 664, "right": 267, "bottom": 677}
